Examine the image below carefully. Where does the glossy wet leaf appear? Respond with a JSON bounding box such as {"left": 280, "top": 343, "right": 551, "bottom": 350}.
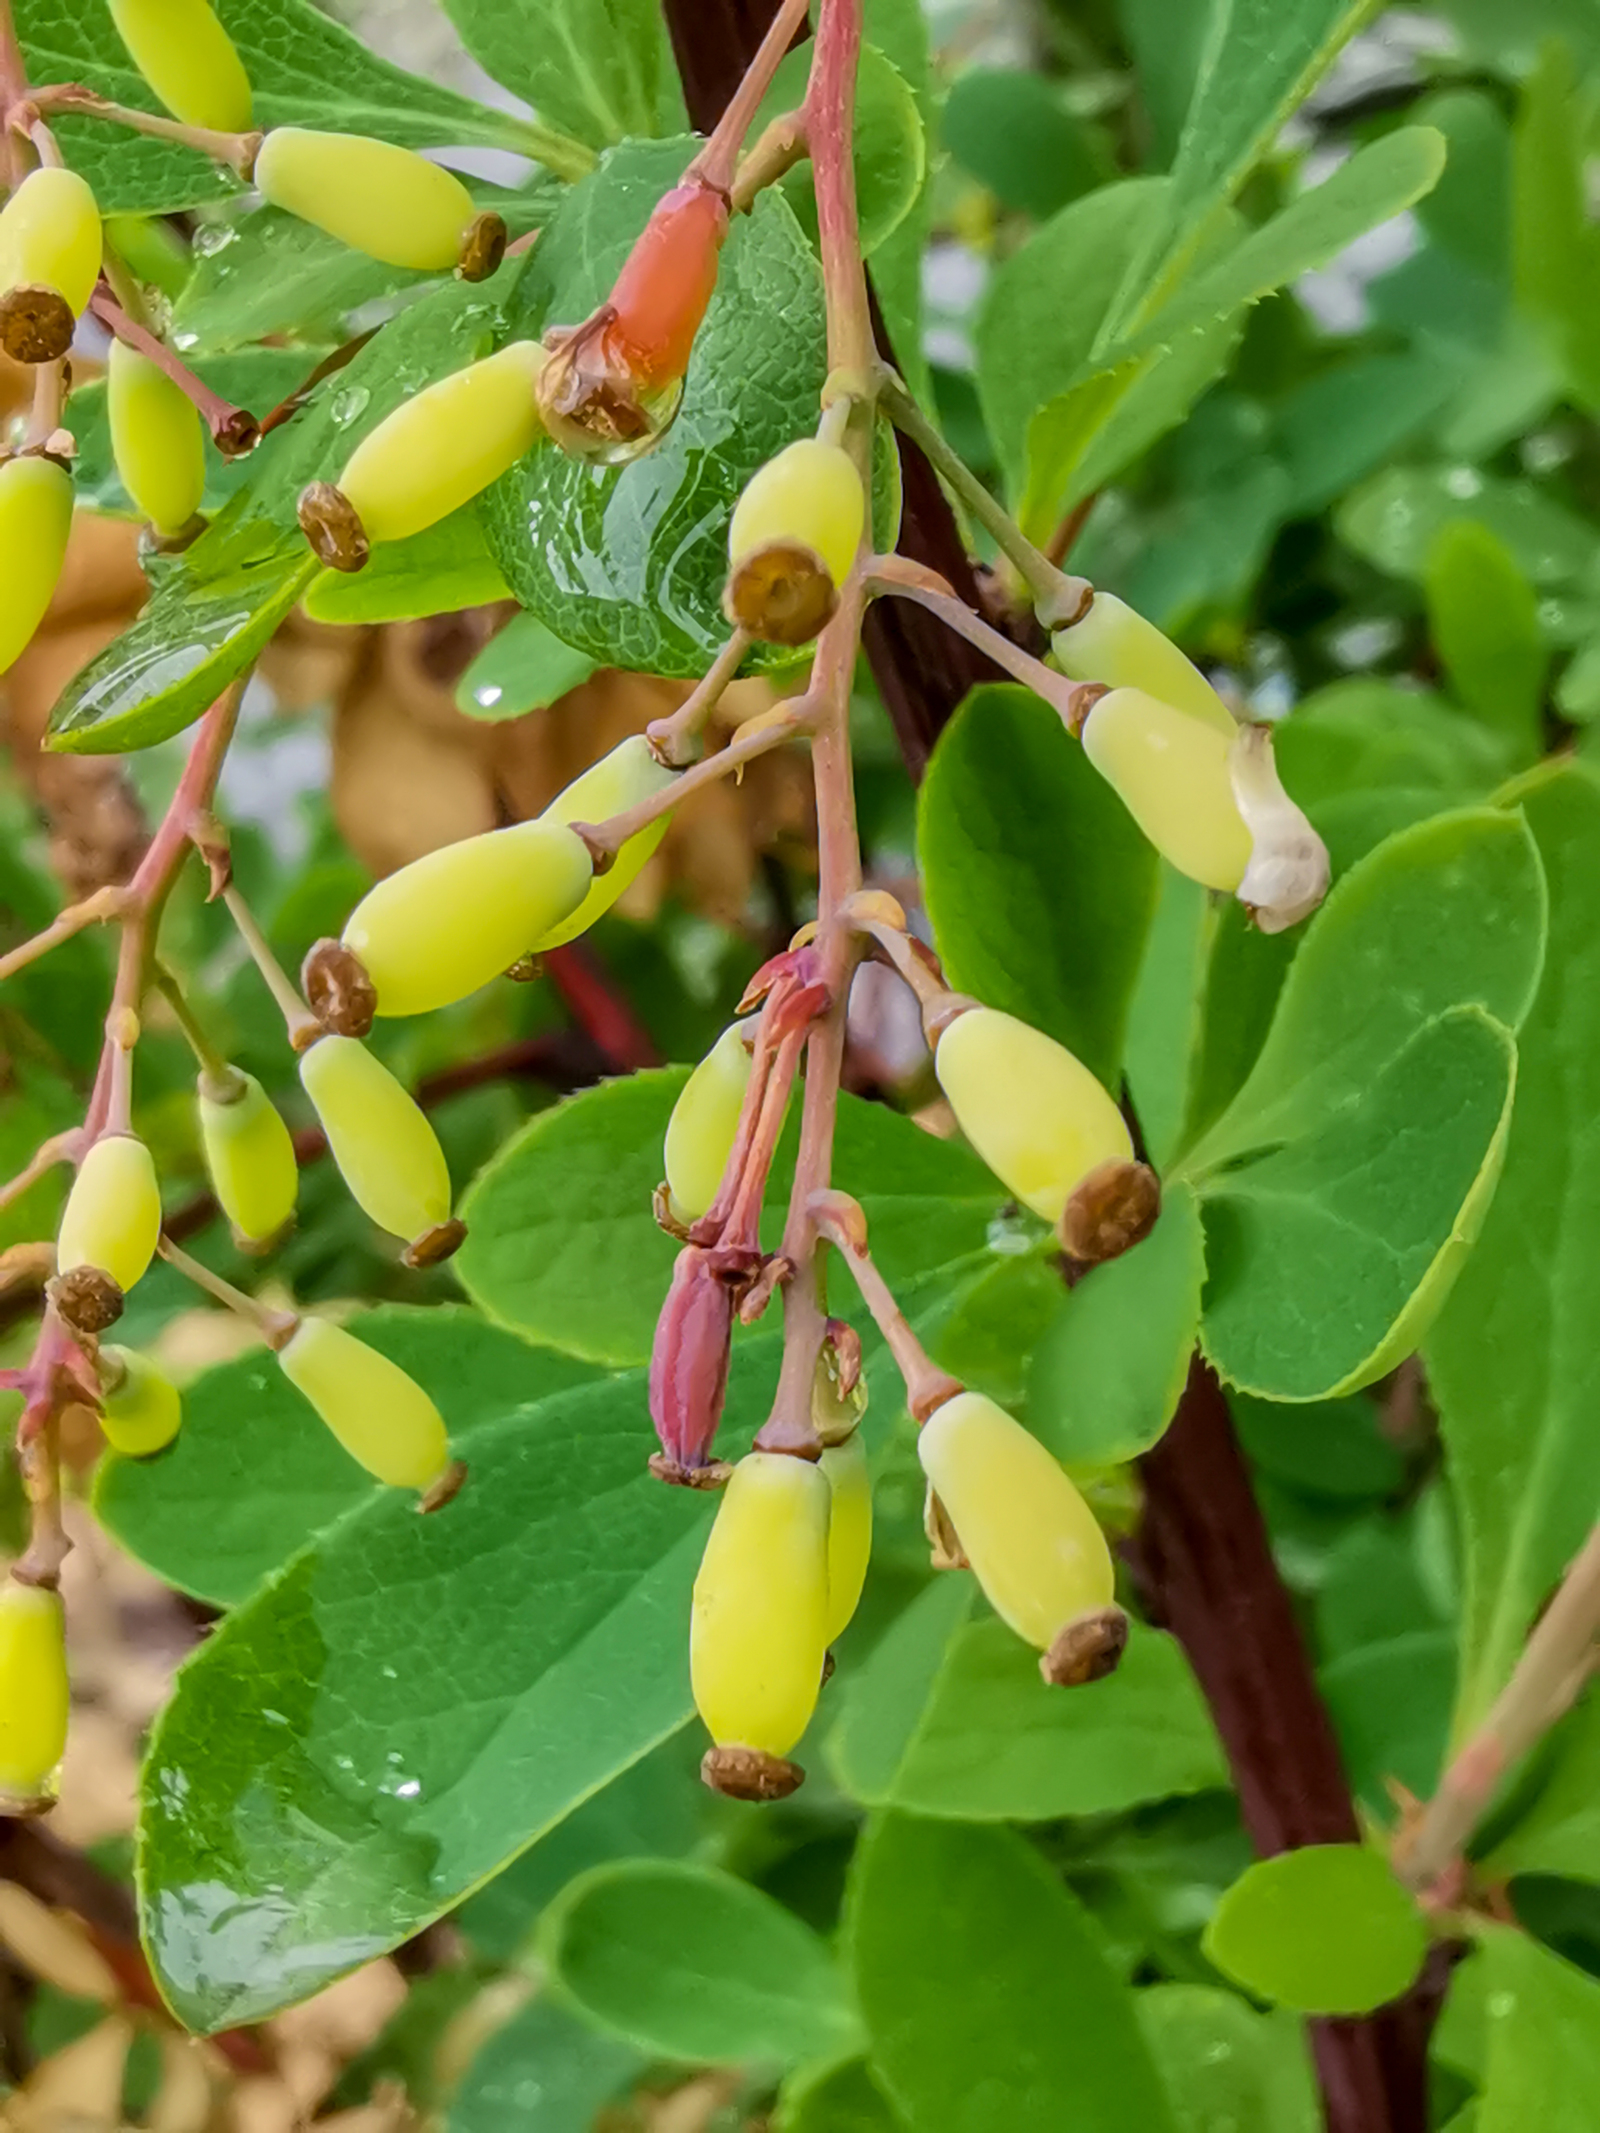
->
{"left": 482, "top": 140, "right": 827, "bottom": 676}
{"left": 1428, "top": 765, "right": 1600, "bottom": 1728}
{"left": 137, "top": 1359, "right": 742, "bottom": 2031}
{"left": 539, "top": 1861, "right": 860, "bottom": 2065}
{"left": 1474, "top": 1924, "right": 1600, "bottom": 2133}
{"left": 1202, "top": 1847, "right": 1427, "bottom": 2015}
{"left": 14, "top": 0, "right": 546, "bottom": 215}
{"left": 829, "top": 1585, "right": 1225, "bottom": 1820}
{"left": 1425, "top": 521, "right": 1546, "bottom": 760}
{"left": 849, "top": 1814, "right": 1178, "bottom": 2133}
{"left": 456, "top": 1070, "right": 1002, "bottom": 1367}
{"left": 1029, "top": 1184, "right": 1204, "bottom": 1465}
{"left": 917, "top": 684, "right": 1157, "bottom": 1087}
{"left": 1138, "top": 1986, "right": 1318, "bottom": 2133}
{"left": 440, "top": 0, "right": 661, "bottom": 148}
{"left": 756, "top": 43, "right": 926, "bottom": 258}
{"left": 449, "top": 1995, "right": 642, "bottom": 2133}
{"left": 1199, "top": 1006, "right": 1516, "bottom": 1399}
{"left": 302, "top": 510, "right": 510, "bottom": 626}
{"left": 95, "top": 1308, "right": 597, "bottom": 1607}
{"left": 1337, "top": 466, "right": 1600, "bottom": 587}
{"left": 456, "top": 612, "right": 600, "bottom": 722}
{"left": 49, "top": 270, "right": 514, "bottom": 753}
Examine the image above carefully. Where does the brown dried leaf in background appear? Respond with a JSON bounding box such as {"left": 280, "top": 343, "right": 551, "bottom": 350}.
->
{"left": 5, "top": 2012, "right": 133, "bottom": 2131}
{"left": 331, "top": 650, "right": 497, "bottom": 876}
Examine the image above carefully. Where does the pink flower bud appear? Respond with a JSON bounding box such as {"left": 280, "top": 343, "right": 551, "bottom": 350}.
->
{"left": 649, "top": 1248, "right": 733, "bottom": 1475}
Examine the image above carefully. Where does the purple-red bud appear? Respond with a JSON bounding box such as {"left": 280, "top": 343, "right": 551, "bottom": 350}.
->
{"left": 649, "top": 1247, "right": 733, "bottom": 1475}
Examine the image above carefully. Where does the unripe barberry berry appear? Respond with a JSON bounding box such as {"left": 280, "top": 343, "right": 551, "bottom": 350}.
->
{"left": 298, "top": 1035, "right": 453, "bottom": 1253}
{"left": 56, "top": 1133, "right": 161, "bottom": 1298}
{"left": 724, "top": 439, "right": 866, "bottom": 646}
{"left": 340, "top": 820, "right": 592, "bottom": 1018}
{"left": 663, "top": 1022, "right": 753, "bottom": 1224}
{"left": 0, "top": 455, "right": 73, "bottom": 675}
{"left": 0, "top": 168, "right": 101, "bottom": 363}
{"left": 821, "top": 1435, "right": 872, "bottom": 1644}
{"left": 254, "top": 128, "right": 476, "bottom": 271}
{"left": 97, "top": 1345, "right": 181, "bottom": 1458}
{"left": 934, "top": 1007, "right": 1131, "bottom": 1226}
{"left": 691, "top": 1451, "right": 830, "bottom": 1773}
{"left": 197, "top": 1069, "right": 298, "bottom": 1248}
{"left": 108, "top": 340, "right": 207, "bottom": 537}
{"left": 0, "top": 1579, "right": 69, "bottom": 1808}
{"left": 1079, "top": 687, "right": 1253, "bottom": 893}
{"left": 918, "top": 1392, "right": 1116, "bottom": 1666}
{"left": 108, "top": 0, "right": 254, "bottom": 132}
{"left": 534, "top": 737, "right": 679, "bottom": 949}
{"left": 1051, "top": 592, "right": 1236, "bottom": 737}
{"left": 276, "top": 1317, "right": 452, "bottom": 1491}
{"left": 306, "top": 341, "right": 547, "bottom": 568}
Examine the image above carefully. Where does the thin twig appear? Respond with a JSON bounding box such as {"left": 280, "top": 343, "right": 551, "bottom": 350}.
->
{"left": 579, "top": 696, "right": 812, "bottom": 856}
{"left": 646, "top": 629, "right": 753, "bottom": 764}
{"left": 808, "top": 1190, "right": 960, "bottom": 1420}
{"left": 686, "top": 0, "right": 811, "bottom": 195}
{"left": 867, "top": 555, "right": 1087, "bottom": 720}
{"left": 25, "top": 81, "right": 258, "bottom": 173}
{"left": 220, "top": 883, "right": 320, "bottom": 1048}
{"left": 89, "top": 288, "right": 259, "bottom": 452}
{"left": 0, "top": 885, "right": 124, "bottom": 985}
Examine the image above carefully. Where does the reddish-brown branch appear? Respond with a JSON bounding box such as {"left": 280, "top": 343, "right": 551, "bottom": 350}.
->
{"left": 544, "top": 942, "right": 660, "bottom": 1072}
{"left": 89, "top": 289, "right": 259, "bottom": 453}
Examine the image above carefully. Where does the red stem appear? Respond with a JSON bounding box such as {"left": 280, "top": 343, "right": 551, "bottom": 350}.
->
{"left": 544, "top": 942, "right": 660, "bottom": 1072}
{"left": 89, "top": 289, "right": 258, "bottom": 451}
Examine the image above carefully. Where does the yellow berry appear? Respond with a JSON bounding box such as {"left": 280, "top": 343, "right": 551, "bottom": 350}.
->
{"left": 254, "top": 128, "right": 475, "bottom": 271}
{"left": 298, "top": 1036, "right": 451, "bottom": 1246}
{"left": 821, "top": 1435, "right": 872, "bottom": 1644}
{"left": 342, "top": 819, "right": 592, "bottom": 1018}
{"left": 0, "top": 455, "right": 73, "bottom": 675}
{"left": 534, "top": 737, "right": 680, "bottom": 949}
{"left": 691, "top": 1451, "right": 830, "bottom": 1759}
{"left": 198, "top": 1070, "right": 298, "bottom": 1246}
{"left": 107, "top": 0, "right": 253, "bottom": 131}
{"left": 56, "top": 1133, "right": 161, "bottom": 1296}
{"left": 98, "top": 1345, "right": 181, "bottom": 1458}
{"left": 1052, "top": 592, "right": 1236, "bottom": 737}
{"left": 1080, "top": 686, "right": 1253, "bottom": 892}
{"left": 663, "top": 1022, "right": 752, "bottom": 1224}
{"left": 334, "top": 341, "right": 547, "bottom": 546}
{"left": 0, "top": 167, "right": 102, "bottom": 318}
{"left": 0, "top": 1580, "right": 69, "bottom": 1806}
{"left": 107, "top": 340, "right": 206, "bottom": 537}
{"left": 918, "top": 1391, "right": 1114, "bottom": 1651}
{"left": 277, "top": 1316, "right": 451, "bottom": 1490}
{"left": 730, "top": 438, "right": 864, "bottom": 585}
{"left": 934, "top": 1008, "right": 1131, "bottom": 1225}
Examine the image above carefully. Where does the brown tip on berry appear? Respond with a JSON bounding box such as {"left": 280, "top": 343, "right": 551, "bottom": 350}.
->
{"left": 1041, "top": 1605, "right": 1130, "bottom": 1688}
{"left": 420, "top": 1458, "right": 468, "bottom": 1514}
{"left": 647, "top": 1452, "right": 734, "bottom": 1491}
{"left": 212, "top": 406, "right": 260, "bottom": 458}
{"left": 1061, "top": 1159, "right": 1160, "bottom": 1267}
{"left": 458, "top": 210, "right": 508, "bottom": 283}
{"left": 652, "top": 1184, "right": 693, "bottom": 1241}
{"left": 301, "top": 938, "right": 378, "bottom": 1038}
{"left": 1063, "top": 680, "right": 1110, "bottom": 740}
{"left": 0, "top": 286, "right": 75, "bottom": 365}
{"left": 231, "top": 1217, "right": 296, "bottom": 1260}
{"left": 47, "top": 1266, "right": 125, "bottom": 1337}
{"left": 504, "top": 953, "right": 544, "bottom": 984}
{"left": 403, "top": 1218, "right": 467, "bottom": 1271}
{"left": 924, "top": 1484, "right": 968, "bottom": 1571}
{"left": 297, "top": 481, "right": 370, "bottom": 572}
{"left": 723, "top": 542, "right": 838, "bottom": 648}
{"left": 0, "top": 1786, "right": 58, "bottom": 1821}
{"left": 820, "top": 1648, "right": 836, "bottom": 1688}
{"left": 700, "top": 1746, "right": 805, "bottom": 1802}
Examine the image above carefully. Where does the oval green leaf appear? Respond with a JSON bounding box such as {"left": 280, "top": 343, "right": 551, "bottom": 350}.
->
{"left": 1203, "top": 1846, "right": 1427, "bottom": 2016}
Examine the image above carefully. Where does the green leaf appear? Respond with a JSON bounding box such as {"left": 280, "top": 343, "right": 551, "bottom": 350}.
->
{"left": 14, "top": 0, "right": 570, "bottom": 215}
{"left": 456, "top": 1071, "right": 1002, "bottom": 1367}
{"left": 1202, "top": 1847, "right": 1427, "bottom": 2015}
{"left": 440, "top": 0, "right": 661, "bottom": 149}
{"left": 1512, "top": 42, "right": 1600, "bottom": 417}
{"left": 1137, "top": 1985, "right": 1318, "bottom": 2133}
{"left": 483, "top": 141, "right": 827, "bottom": 676}
{"left": 931, "top": 1252, "right": 1066, "bottom": 1421}
{"left": 1124, "top": 867, "right": 1213, "bottom": 1170}
{"left": 95, "top": 1307, "right": 598, "bottom": 1607}
{"left": 1106, "top": 0, "right": 1381, "bottom": 339}
{"left": 1428, "top": 766, "right": 1600, "bottom": 1728}
{"left": 137, "top": 1362, "right": 731, "bottom": 2031}
{"left": 758, "top": 44, "right": 926, "bottom": 258}
{"left": 457, "top": 612, "right": 600, "bottom": 721}
{"left": 1487, "top": 1694, "right": 1600, "bottom": 1887}
{"left": 1029, "top": 1184, "right": 1204, "bottom": 1465}
{"left": 829, "top": 1592, "right": 1226, "bottom": 1820}
{"left": 942, "top": 69, "right": 1107, "bottom": 222}
{"left": 1019, "top": 128, "right": 1446, "bottom": 533}
{"left": 777, "top": 2058, "right": 906, "bottom": 2133}
{"left": 302, "top": 510, "right": 510, "bottom": 626}
{"left": 1318, "top": 1631, "right": 1455, "bottom": 1819}
{"left": 1337, "top": 467, "right": 1600, "bottom": 588}
{"left": 449, "top": 1995, "right": 641, "bottom": 2133}
{"left": 1186, "top": 806, "right": 1546, "bottom": 1173}
{"left": 849, "top": 1814, "right": 1178, "bottom": 2133}
{"left": 1273, "top": 682, "right": 1514, "bottom": 808}
{"left": 917, "top": 683, "right": 1158, "bottom": 1087}
{"left": 1199, "top": 1007, "right": 1517, "bottom": 1399}
{"left": 49, "top": 270, "right": 513, "bottom": 753}
{"left": 1474, "top": 1925, "right": 1600, "bottom": 2133}
{"left": 539, "top": 1861, "right": 860, "bottom": 2066}
{"left": 1425, "top": 522, "right": 1547, "bottom": 760}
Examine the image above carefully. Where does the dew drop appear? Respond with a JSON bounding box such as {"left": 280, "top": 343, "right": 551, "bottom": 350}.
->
{"left": 1444, "top": 466, "right": 1483, "bottom": 499}
{"left": 474, "top": 683, "right": 503, "bottom": 708}
{"left": 330, "top": 385, "right": 372, "bottom": 428}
